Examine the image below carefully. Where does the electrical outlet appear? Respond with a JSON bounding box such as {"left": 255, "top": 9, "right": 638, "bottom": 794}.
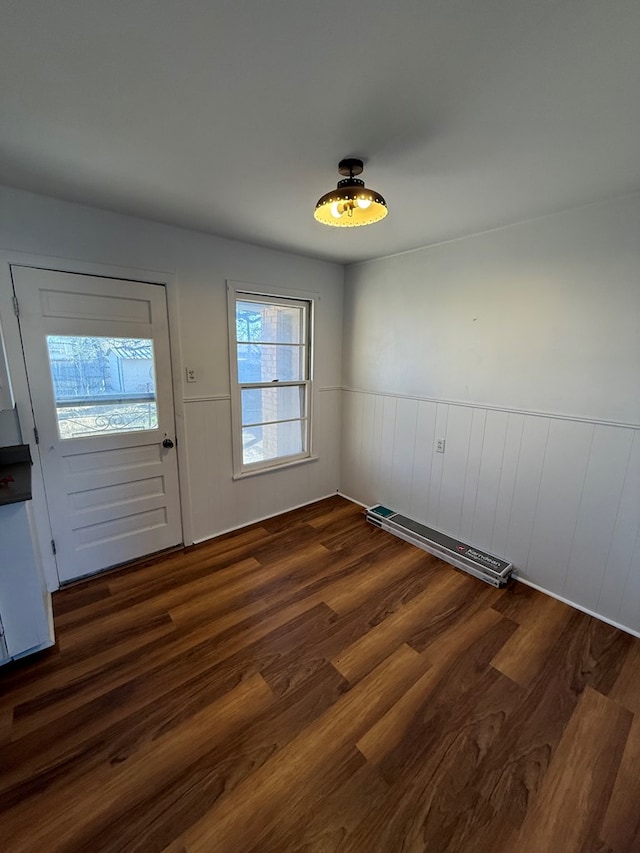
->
{"left": 186, "top": 367, "right": 197, "bottom": 383}
{"left": 436, "top": 438, "right": 446, "bottom": 453}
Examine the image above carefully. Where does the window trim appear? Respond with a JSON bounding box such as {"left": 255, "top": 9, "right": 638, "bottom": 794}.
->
{"left": 227, "top": 281, "right": 316, "bottom": 478}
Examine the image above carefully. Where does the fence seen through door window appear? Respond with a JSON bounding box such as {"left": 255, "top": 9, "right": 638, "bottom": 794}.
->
{"left": 46, "top": 335, "right": 158, "bottom": 439}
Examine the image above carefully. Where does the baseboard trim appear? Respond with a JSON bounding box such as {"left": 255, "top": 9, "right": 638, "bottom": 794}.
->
{"left": 336, "top": 491, "right": 368, "bottom": 509}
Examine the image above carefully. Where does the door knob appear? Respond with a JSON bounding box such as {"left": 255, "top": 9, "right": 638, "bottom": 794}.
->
{"left": 162, "top": 437, "right": 174, "bottom": 449}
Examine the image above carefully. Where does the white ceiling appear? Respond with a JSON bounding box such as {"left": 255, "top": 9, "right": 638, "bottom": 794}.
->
{"left": 2, "top": 0, "right": 640, "bottom": 264}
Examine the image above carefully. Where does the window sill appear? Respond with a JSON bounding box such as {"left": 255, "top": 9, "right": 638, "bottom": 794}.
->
{"left": 232, "top": 454, "right": 319, "bottom": 480}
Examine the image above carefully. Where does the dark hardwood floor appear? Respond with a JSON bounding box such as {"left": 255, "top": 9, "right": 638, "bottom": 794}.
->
{"left": 1, "top": 495, "right": 639, "bottom": 852}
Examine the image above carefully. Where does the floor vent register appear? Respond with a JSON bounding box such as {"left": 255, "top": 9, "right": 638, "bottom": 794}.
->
{"left": 365, "top": 505, "right": 513, "bottom": 588}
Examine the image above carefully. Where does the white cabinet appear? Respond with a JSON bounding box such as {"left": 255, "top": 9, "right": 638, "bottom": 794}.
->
{"left": 0, "top": 318, "right": 14, "bottom": 412}
{"left": 0, "top": 325, "right": 54, "bottom": 661}
{"left": 0, "top": 500, "right": 54, "bottom": 661}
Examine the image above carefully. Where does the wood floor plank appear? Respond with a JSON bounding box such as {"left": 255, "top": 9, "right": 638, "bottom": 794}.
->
{"left": 321, "top": 540, "right": 437, "bottom": 614}
{"left": 107, "top": 523, "right": 272, "bottom": 589}
{"left": 261, "top": 553, "right": 448, "bottom": 698}
{"left": 373, "top": 615, "right": 521, "bottom": 788}
{"left": 407, "top": 575, "right": 498, "bottom": 653}
{"left": 57, "top": 556, "right": 261, "bottom": 649}
{"left": 261, "top": 552, "right": 456, "bottom": 694}
{"left": 1, "top": 674, "right": 275, "bottom": 853}
{"left": 579, "top": 840, "right": 614, "bottom": 853}
{"left": 608, "top": 636, "right": 640, "bottom": 715}
{"left": 254, "top": 761, "right": 390, "bottom": 853}
{"left": 52, "top": 578, "right": 112, "bottom": 616}
{"left": 491, "top": 580, "right": 541, "bottom": 623}
{"left": 600, "top": 712, "right": 640, "bottom": 852}
{"left": 57, "top": 546, "right": 265, "bottom": 630}
{"left": 357, "top": 606, "right": 506, "bottom": 765}
{"left": 0, "top": 612, "right": 177, "bottom": 719}
{"left": 346, "top": 662, "right": 522, "bottom": 853}
{"left": 332, "top": 568, "right": 469, "bottom": 683}
{"left": 11, "top": 543, "right": 365, "bottom": 738}
{"left": 0, "top": 706, "right": 12, "bottom": 746}
{"left": 511, "top": 686, "right": 631, "bottom": 853}
{"left": 168, "top": 543, "right": 329, "bottom": 627}
{"left": 0, "top": 649, "right": 64, "bottom": 707}
{"left": 491, "top": 592, "right": 572, "bottom": 686}
{"left": 1, "top": 496, "right": 637, "bottom": 853}
{"left": 305, "top": 500, "right": 367, "bottom": 530}
{"left": 318, "top": 512, "right": 391, "bottom": 552}
{"left": 456, "top": 610, "right": 634, "bottom": 853}
{"left": 0, "top": 602, "right": 331, "bottom": 796}
{"left": 91, "top": 662, "right": 350, "bottom": 853}
{"left": 261, "top": 494, "right": 358, "bottom": 534}
{"left": 58, "top": 521, "right": 327, "bottom": 638}
{"left": 168, "top": 532, "right": 397, "bottom": 635}
{"left": 165, "top": 644, "right": 430, "bottom": 853}
{"left": 6, "top": 599, "right": 318, "bottom": 737}
{"left": 574, "top": 612, "right": 634, "bottom": 697}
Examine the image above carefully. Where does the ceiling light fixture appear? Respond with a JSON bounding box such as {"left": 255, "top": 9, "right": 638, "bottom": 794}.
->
{"left": 314, "top": 158, "right": 388, "bottom": 227}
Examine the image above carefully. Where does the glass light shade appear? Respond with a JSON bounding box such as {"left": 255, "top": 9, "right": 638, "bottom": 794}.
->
{"left": 314, "top": 178, "right": 387, "bottom": 227}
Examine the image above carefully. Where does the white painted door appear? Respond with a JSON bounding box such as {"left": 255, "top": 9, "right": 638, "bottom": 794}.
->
{"left": 12, "top": 266, "right": 183, "bottom": 583}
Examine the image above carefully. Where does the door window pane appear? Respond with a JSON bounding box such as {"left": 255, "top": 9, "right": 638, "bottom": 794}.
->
{"left": 46, "top": 335, "right": 158, "bottom": 439}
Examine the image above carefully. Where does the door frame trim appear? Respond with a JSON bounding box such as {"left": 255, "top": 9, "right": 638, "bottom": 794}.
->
{"left": 0, "top": 250, "right": 192, "bottom": 591}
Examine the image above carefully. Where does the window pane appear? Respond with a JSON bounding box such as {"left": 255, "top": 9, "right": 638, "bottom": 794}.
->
{"left": 242, "top": 420, "right": 306, "bottom": 465}
{"left": 46, "top": 335, "right": 158, "bottom": 439}
{"left": 55, "top": 402, "right": 159, "bottom": 439}
{"left": 236, "top": 300, "right": 304, "bottom": 344}
{"left": 237, "top": 344, "right": 304, "bottom": 382}
{"left": 241, "top": 385, "right": 304, "bottom": 426}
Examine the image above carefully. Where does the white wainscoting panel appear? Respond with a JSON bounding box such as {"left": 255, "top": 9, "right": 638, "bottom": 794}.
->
{"left": 526, "top": 418, "right": 594, "bottom": 594}
{"left": 600, "top": 430, "right": 640, "bottom": 626}
{"left": 341, "top": 389, "right": 640, "bottom": 635}
{"left": 437, "top": 404, "right": 474, "bottom": 538}
{"left": 409, "top": 400, "right": 437, "bottom": 523}
{"left": 184, "top": 389, "right": 341, "bottom": 543}
{"left": 563, "top": 425, "right": 634, "bottom": 611}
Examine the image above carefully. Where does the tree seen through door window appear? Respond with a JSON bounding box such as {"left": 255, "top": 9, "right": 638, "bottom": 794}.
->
{"left": 46, "top": 335, "right": 158, "bottom": 438}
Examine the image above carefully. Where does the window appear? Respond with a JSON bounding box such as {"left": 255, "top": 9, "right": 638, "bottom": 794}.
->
{"left": 46, "top": 335, "right": 158, "bottom": 439}
{"left": 228, "top": 285, "right": 313, "bottom": 475}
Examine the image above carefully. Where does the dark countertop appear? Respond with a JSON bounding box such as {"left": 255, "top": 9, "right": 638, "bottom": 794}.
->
{"left": 0, "top": 445, "right": 33, "bottom": 505}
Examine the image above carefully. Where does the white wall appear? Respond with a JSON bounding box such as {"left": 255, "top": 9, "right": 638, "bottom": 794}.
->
{"left": 342, "top": 194, "right": 640, "bottom": 635}
{"left": 0, "top": 186, "right": 343, "bottom": 584}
